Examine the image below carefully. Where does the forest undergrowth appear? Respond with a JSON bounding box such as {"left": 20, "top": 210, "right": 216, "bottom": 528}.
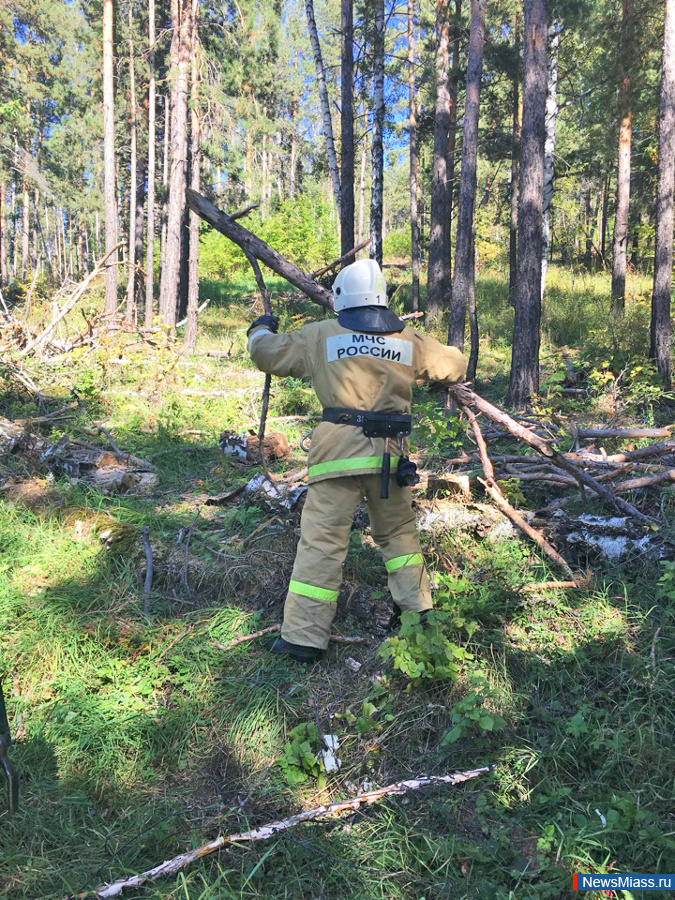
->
{"left": 0, "top": 266, "right": 674, "bottom": 900}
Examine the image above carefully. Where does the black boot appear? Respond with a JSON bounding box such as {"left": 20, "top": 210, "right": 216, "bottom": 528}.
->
{"left": 387, "top": 603, "right": 403, "bottom": 632}
{"left": 268, "top": 636, "right": 324, "bottom": 663}
{"left": 388, "top": 605, "right": 429, "bottom": 632}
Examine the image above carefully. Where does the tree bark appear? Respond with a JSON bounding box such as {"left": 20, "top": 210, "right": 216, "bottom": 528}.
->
{"left": 650, "top": 0, "right": 675, "bottom": 388}
{"left": 611, "top": 0, "right": 635, "bottom": 315}
{"left": 145, "top": 0, "right": 157, "bottom": 325}
{"left": 506, "top": 0, "right": 548, "bottom": 409}
{"left": 160, "top": 93, "right": 170, "bottom": 276}
{"left": 541, "top": 20, "right": 559, "bottom": 300}
{"left": 370, "top": 0, "right": 385, "bottom": 266}
{"left": 125, "top": 2, "right": 138, "bottom": 323}
{"left": 427, "top": 0, "right": 452, "bottom": 323}
{"left": 0, "top": 183, "right": 6, "bottom": 286}
{"left": 305, "top": 0, "right": 341, "bottom": 212}
{"left": 159, "top": 0, "right": 193, "bottom": 327}
{"left": 408, "top": 0, "right": 421, "bottom": 312}
{"left": 358, "top": 110, "right": 368, "bottom": 250}
{"left": 448, "top": 0, "right": 486, "bottom": 352}
{"left": 103, "top": 0, "right": 118, "bottom": 315}
{"left": 509, "top": 10, "right": 521, "bottom": 305}
{"left": 341, "top": 0, "right": 355, "bottom": 260}
{"left": 185, "top": 0, "right": 201, "bottom": 351}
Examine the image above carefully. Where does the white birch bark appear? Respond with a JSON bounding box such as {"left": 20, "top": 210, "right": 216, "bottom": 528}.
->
{"left": 541, "top": 21, "right": 559, "bottom": 301}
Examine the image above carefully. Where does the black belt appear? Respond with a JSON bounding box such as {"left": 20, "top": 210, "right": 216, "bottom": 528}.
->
{"left": 322, "top": 407, "right": 412, "bottom": 438}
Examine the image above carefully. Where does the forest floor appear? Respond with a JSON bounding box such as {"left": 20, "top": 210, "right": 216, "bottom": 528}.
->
{"left": 0, "top": 267, "right": 674, "bottom": 900}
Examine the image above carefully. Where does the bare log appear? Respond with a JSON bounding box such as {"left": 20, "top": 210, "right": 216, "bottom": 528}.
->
{"left": 186, "top": 190, "right": 333, "bottom": 310}
{"left": 78, "top": 767, "right": 492, "bottom": 899}
{"left": 575, "top": 427, "right": 673, "bottom": 439}
{"left": 449, "top": 384, "right": 656, "bottom": 525}
{"left": 612, "top": 469, "right": 675, "bottom": 493}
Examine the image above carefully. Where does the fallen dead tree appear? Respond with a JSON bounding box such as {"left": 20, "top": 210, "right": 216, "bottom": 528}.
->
{"left": 72, "top": 766, "right": 492, "bottom": 899}
{"left": 0, "top": 416, "right": 157, "bottom": 495}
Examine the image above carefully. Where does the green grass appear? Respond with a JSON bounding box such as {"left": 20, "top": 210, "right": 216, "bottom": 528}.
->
{"left": 0, "top": 267, "right": 674, "bottom": 899}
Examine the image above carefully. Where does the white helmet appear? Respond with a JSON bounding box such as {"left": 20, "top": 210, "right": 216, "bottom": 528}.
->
{"left": 332, "top": 259, "right": 388, "bottom": 312}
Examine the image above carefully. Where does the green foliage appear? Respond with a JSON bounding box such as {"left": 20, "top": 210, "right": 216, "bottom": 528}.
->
{"left": 378, "top": 610, "right": 470, "bottom": 685}
{"left": 411, "top": 388, "right": 463, "bottom": 459}
{"left": 656, "top": 560, "right": 675, "bottom": 602}
{"left": 441, "top": 687, "right": 507, "bottom": 746}
{"left": 274, "top": 722, "right": 327, "bottom": 788}
{"left": 198, "top": 198, "right": 339, "bottom": 282}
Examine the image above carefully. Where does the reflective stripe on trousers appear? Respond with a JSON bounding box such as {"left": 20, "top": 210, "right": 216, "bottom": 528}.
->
{"left": 281, "top": 474, "right": 431, "bottom": 649}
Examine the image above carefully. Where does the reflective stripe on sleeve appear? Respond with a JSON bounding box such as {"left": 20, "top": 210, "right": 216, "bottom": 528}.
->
{"left": 385, "top": 553, "right": 424, "bottom": 573}
{"left": 308, "top": 455, "right": 399, "bottom": 479}
{"left": 288, "top": 579, "right": 339, "bottom": 603}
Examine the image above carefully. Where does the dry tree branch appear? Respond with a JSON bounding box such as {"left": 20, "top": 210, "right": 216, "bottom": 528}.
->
{"left": 74, "top": 767, "right": 492, "bottom": 899}
{"left": 448, "top": 384, "right": 656, "bottom": 525}
{"left": 19, "top": 241, "right": 124, "bottom": 358}
{"left": 210, "top": 624, "right": 366, "bottom": 652}
{"left": 457, "top": 402, "right": 576, "bottom": 579}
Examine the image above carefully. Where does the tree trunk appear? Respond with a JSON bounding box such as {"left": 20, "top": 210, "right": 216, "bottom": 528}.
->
{"left": 21, "top": 175, "right": 29, "bottom": 281}
{"left": 601, "top": 170, "right": 610, "bottom": 265}
{"left": 509, "top": 10, "right": 521, "bottom": 305}
{"left": 160, "top": 93, "right": 170, "bottom": 276}
{"left": 305, "top": 0, "right": 341, "bottom": 213}
{"left": 340, "top": 0, "right": 355, "bottom": 259}
{"left": 541, "top": 20, "right": 559, "bottom": 300}
{"left": 185, "top": 0, "right": 201, "bottom": 351}
{"left": 506, "top": 0, "right": 548, "bottom": 409}
{"left": 126, "top": 2, "right": 138, "bottom": 322}
{"left": 159, "top": 0, "right": 193, "bottom": 327}
{"left": 611, "top": 0, "right": 635, "bottom": 314}
{"left": 0, "top": 183, "right": 6, "bottom": 287}
{"left": 408, "top": 0, "right": 421, "bottom": 312}
{"left": 448, "top": 0, "right": 486, "bottom": 352}
{"left": 103, "top": 0, "right": 118, "bottom": 315}
{"left": 145, "top": 0, "right": 157, "bottom": 325}
{"left": 358, "top": 110, "right": 368, "bottom": 251}
{"left": 427, "top": 0, "right": 452, "bottom": 323}
{"left": 370, "top": 0, "right": 385, "bottom": 266}
{"left": 650, "top": 0, "right": 675, "bottom": 388}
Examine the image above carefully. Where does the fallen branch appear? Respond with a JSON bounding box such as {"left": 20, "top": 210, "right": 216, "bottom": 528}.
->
{"left": 458, "top": 402, "right": 576, "bottom": 578}
{"left": 311, "top": 240, "right": 369, "bottom": 278}
{"left": 78, "top": 766, "right": 492, "bottom": 898}
{"left": 211, "top": 624, "right": 366, "bottom": 652}
{"left": 449, "top": 384, "right": 656, "bottom": 525}
{"left": 19, "top": 241, "right": 124, "bottom": 358}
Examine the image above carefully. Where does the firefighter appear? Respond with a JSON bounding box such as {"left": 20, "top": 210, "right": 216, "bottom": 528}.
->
{"left": 247, "top": 259, "right": 467, "bottom": 662}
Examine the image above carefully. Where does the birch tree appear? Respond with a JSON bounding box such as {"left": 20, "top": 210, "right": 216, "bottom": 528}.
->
{"left": 103, "top": 0, "right": 118, "bottom": 315}
{"left": 541, "top": 20, "right": 560, "bottom": 300}
{"left": 370, "top": 0, "right": 385, "bottom": 266}
{"left": 611, "top": 0, "right": 635, "bottom": 314}
{"left": 650, "top": 0, "right": 675, "bottom": 388}
{"left": 341, "top": 0, "right": 355, "bottom": 258}
{"left": 306, "top": 0, "right": 341, "bottom": 213}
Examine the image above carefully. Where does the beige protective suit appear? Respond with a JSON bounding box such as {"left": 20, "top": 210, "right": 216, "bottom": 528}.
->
{"left": 248, "top": 317, "right": 466, "bottom": 650}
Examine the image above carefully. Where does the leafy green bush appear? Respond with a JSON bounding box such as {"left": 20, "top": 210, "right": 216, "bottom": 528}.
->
{"left": 377, "top": 610, "right": 470, "bottom": 685}
{"left": 274, "top": 722, "right": 327, "bottom": 787}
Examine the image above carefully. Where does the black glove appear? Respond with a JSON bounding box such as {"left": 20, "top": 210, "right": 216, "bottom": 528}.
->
{"left": 247, "top": 315, "right": 279, "bottom": 337}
